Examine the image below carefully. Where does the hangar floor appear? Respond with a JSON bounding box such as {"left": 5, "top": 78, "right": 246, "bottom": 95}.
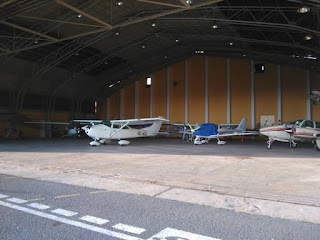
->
{"left": 1, "top": 137, "right": 320, "bottom": 224}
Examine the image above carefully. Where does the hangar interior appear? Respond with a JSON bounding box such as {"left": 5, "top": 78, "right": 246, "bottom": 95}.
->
{"left": 0, "top": 0, "right": 320, "bottom": 138}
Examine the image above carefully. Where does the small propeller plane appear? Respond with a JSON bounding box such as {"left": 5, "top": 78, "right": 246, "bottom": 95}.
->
{"left": 184, "top": 118, "right": 259, "bottom": 145}
{"left": 259, "top": 119, "right": 320, "bottom": 151}
{"left": 75, "top": 116, "right": 168, "bottom": 146}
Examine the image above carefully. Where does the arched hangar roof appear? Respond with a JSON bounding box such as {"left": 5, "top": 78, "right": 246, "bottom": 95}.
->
{"left": 0, "top": 0, "right": 319, "bottom": 97}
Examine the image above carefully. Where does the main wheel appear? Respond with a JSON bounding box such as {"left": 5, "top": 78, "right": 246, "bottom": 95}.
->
{"left": 266, "top": 141, "right": 271, "bottom": 149}
{"left": 314, "top": 144, "right": 320, "bottom": 151}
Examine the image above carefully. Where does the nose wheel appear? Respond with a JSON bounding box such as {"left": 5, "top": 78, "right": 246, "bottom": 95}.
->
{"left": 266, "top": 138, "right": 272, "bottom": 149}
{"left": 289, "top": 141, "right": 297, "bottom": 148}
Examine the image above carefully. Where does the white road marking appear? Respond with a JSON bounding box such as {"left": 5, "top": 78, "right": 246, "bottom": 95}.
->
{"left": 27, "top": 203, "right": 51, "bottom": 210}
{"left": 51, "top": 208, "right": 78, "bottom": 217}
{"left": 113, "top": 223, "right": 146, "bottom": 234}
{"left": 0, "top": 194, "right": 8, "bottom": 199}
{"left": 147, "top": 227, "right": 220, "bottom": 240}
{"left": 0, "top": 200, "right": 142, "bottom": 240}
{"left": 80, "top": 215, "right": 109, "bottom": 225}
{"left": 6, "top": 198, "right": 28, "bottom": 204}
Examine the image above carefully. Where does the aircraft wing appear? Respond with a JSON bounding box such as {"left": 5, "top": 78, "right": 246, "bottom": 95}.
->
{"left": 73, "top": 120, "right": 102, "bottom": 124}
{"left": 208, "top": 131, "right": 259, "bottom": 139}
{"left": 110, "top": 116, "right": 168, "bottom": 125}
{"left": 25, "top": 121, "right": 70, "bottom": 125}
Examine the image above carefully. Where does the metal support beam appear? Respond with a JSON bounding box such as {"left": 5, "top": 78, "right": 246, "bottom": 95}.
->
{"left": 205, "top": 56, "right": 209, "bottom": 123}
{"left": 0, "top": 0, "right": 15, "bottom": 9}
{"left": 56, "top": 0, "right": 113, "bottom": 29}
{"left": 135, "top": 81, "right": 138, "bottom": 118}
{"left": 185, "top": 60, "right": 188, "bottom": 124}
{"left": 179, "top": 0, "right": 190, "bottom": 8}
{"left": 277, "top": 65, "right": 282, "bottom": 124}
{"left": 120, "top": 88, "right": 123, "bottom": 119}
{"left": 150, "top": 74, "right": 153, "bottom": 118}
{"left": 306, "top": 70, "right": 311, "bottom": 120}
{"left": 0, "top": 20, "right": 58, "bottom": 41}
{"left": 227, "top": 58, "right": 230, "bottom": 124}
{"left": 138, "top": 0, "right": 185, "bottom": 8}
{"left": 251, "top": 60, "right": 255, "bottom": 129}
{"left": 114, "top": 0, "right": 223, "bottom": 28}
{"left": 167, "top": 66, "right": 170, "bottom": 128}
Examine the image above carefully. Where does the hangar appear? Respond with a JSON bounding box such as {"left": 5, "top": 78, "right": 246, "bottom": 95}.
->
{"left": 0, "top": 0, "right": 320, "bottom": 138}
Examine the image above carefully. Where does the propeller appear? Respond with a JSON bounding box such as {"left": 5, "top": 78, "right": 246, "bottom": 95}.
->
{"left": 187, "top": 123, "right": 200, "bottom": 141}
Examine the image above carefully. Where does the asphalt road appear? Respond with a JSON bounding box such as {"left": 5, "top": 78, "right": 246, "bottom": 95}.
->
{"left": 0, "top": 174, "right": 319, "bottom": 240}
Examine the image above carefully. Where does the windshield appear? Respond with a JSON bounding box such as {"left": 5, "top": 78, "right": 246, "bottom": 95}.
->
{"left": 294, "top": 120, "right": 303, "bottom": 126}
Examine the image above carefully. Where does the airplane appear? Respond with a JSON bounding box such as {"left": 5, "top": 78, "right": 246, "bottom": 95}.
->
{"left": 76, "top": 116, "right": 168, "bottom": 146}
{"left": 183, "top": 118, "right": 259, "bottom": 145}
{"left": 259, "top": 119, "right": 320, "bottom": 151}
{"left": 24, "top": 121, "right": 83, "bottom": 138}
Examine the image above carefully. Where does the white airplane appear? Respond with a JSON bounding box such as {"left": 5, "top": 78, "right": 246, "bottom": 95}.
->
{"left": 185, "top": 118, "right": 259, "bottom": 145}
{"left": 24, "top": 121, "right": 82, "bottom": 138}
{"left": 260, "top": 119, "right": 320, "bottom": 151}
{"left": 76, "top": 116, "right": 168, "bottom": 146}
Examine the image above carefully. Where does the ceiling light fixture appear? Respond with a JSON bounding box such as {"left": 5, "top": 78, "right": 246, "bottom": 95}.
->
{"left": 229, "top": 42, "right": 233, "bottom": 46}
{"left": 116, "top": 1, "right": 123, "bottom": 6}
{"left": 186, "top": 0, "right": 192, "bottom": 4}
{"left": 142, "top": 45, "right": 145, "bottom": 48}
{"left": 212, "top": 24, "right": 218, "bottom": 29}
{"left": 176, "top": 39, "right": 179, "bottom": 43}
{"left": 78, "top": 14, "right": 82, "bottom": 18}
{"left": 115, "top": 32, "right": 119, "bottom": 36}
{"left": 109, "top": 84, "right": 114, "bottom": 88}
{"left": 297, "top": 7, "right": 310, "bottom": 13}
{"left": 152, "top": 23, "right": 156, "bottom": 27}
{"left": 34, "top": 40, "right": 38, "bottom": 44}
{"left": 305, "top": 35, "right": 312, "bottom": 40}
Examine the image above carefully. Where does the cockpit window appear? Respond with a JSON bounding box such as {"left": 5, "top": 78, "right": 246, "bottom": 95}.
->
{"left": 294, "top": 120, "right": 303, "bottom": 126}
{"left": 315, "top": 121, "right": 320, "bottom": 129}
{"left": 301, "top": 120, "right": 314, "bottom": 128}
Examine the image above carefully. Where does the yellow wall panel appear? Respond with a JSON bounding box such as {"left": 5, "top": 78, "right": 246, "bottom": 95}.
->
{"left": 123, "top": 83, "right": 135, "bottom": 119}
{"left": 311, "top": 72, "right": 320, "bottom": 121}
{"left": 281, "top": 66, "right": 307, "bottom": 122}
{"left": 169, "top": 61, "right": 185, "bottom": 124}
{"left": 255, "top": 63, "right": 278, "bottom": 128}
{"left": 109, "top": 91, "right": 120, "bottom": 119}
{"left": 138, "top": 78, "right": 150, "bottom": 118}
{"left": 152, "top": 69, "right": 167, "bottom": 118}
{"left": 230, "top": 59, "right": 251, "bottom": 123}
{"left": 208, "top": 57, "right": 227, "bottom": 124}
{"left": 188, "top": 56, "right": 205, "bottom": 124}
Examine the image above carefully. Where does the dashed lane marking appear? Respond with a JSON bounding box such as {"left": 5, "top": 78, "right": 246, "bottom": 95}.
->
{"left": 6, "top": 198, "right": 28, "bottom": 204}
{"left": 0, "top": 200, "right": 142, "bottom": 240}
{"left": 27, "top": 203, "right": 51, "bottom": 210}
{"left": 54, "top": 193, "right": 80, "bottom": 199}
{"left": 147, "top": 227, "right": 221, "bottom": 240}
{"left": 113, "top": 223, "right": 146, "bottom": 235}
{"left": 80, "top": 215, "right": 109, "bottom": 225}
{"left": 0, "top": 194, "right": 8, "bottom": 198}
{"left": 51, "top": 208, "right": 78, "bottom": 217}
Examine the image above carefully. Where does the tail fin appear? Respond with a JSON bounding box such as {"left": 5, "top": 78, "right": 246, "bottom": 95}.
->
{"left": 145, "top": 121, "right": 164, "bottom": 134}
{"left": 236, "top": 118, "right": 247, "bottom": 131}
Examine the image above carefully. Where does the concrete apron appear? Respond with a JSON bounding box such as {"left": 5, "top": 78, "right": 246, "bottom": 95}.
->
{"left": 1, "top": 140, "right": 320, "bottom": 224}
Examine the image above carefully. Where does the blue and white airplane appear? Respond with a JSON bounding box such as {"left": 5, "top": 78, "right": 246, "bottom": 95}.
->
{"left": 186, "top": 118, "right": 259, "bottom": 145}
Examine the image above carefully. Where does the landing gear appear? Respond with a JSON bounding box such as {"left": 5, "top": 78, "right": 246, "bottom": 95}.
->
{"left": 90, "top": 140, "right": 101, "bottom": 146}
{"left": 289, "top": 141, "right": 297, "bottom": 148}
{"left": 266, "top": 138, "right": 273, "bottom": 149}
{"left": 315, "top": 140, "right": 320, "bottom": 151}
